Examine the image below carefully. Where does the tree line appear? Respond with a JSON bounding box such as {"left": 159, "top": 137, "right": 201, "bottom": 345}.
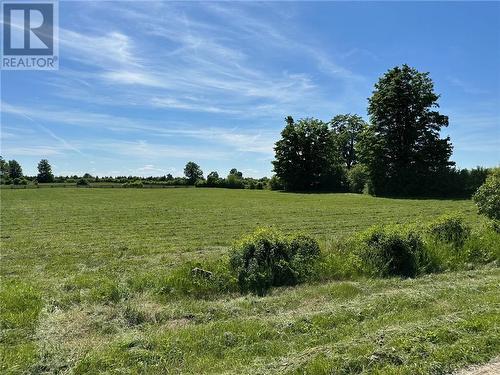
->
{"left": 0, "top": 157, "right": 273, "bottom": 190}
{"left": 272, "top": 64, "right": 494, "bottom": 197}
{"left": 1, "top": 65, "right": 495, "bottom": 196}
{"left": 0, "top": 158, "right": 55, "bottom": 185}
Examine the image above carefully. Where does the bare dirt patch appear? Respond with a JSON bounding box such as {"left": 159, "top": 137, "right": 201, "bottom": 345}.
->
{"left": 454, "top": 358, "right": 500, "bottom": 375}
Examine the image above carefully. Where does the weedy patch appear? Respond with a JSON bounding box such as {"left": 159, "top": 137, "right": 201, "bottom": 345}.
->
{"left": 428, "top": 213, "right": 471, "bottom": 248}
{"left": 230, "top": 228, "right": 320, "bottom": 295}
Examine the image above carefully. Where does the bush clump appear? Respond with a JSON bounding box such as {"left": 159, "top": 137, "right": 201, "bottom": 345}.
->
{"left": 194, "top": 179, "right": 207, "bottom": 187}
{"left": 226, "top": 174, "right": 245, "bottom": 189}
{"left": 76, "top": 178, "right": 90, "bottom": 187}
{"left": 473, "top": 168, "right": 500, "bottom": 230}
{"left": 356, "top": 225, "right": 427, "bottom": 278}
{"left": 268, "top": 175, "right": 284, "bottom": 191}
{"left": 230, "top": 228, "right": 320, "bottom": 295}
{"left": 428, "top": 213, "right": 470, "bottom": 247}
{"left": 347, "top": 164, "right": 369, "bottom": 193}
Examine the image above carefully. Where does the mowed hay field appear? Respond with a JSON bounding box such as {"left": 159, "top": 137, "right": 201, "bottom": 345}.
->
{"left": 1, "top": 188, "right": 499, "bottom": 374}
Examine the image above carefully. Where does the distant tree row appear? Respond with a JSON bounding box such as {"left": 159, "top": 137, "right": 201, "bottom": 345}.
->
{"left": 0, "top": 157, "right": 54, "bottom": 185}
{"left": 0, "top": 157, "right": 272, "bottom": 190}
{"left": 272, "top": 64, "right": 494, "bottom": 197}
{"left": 187, "top": 164, "right": 269, "bottom": 189}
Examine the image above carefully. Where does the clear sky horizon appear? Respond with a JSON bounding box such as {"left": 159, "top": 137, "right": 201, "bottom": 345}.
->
{"left": 1, "top": 1, "right": 499, "bottom": 178}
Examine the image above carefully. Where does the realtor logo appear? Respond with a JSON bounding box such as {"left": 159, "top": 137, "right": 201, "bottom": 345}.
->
{"left": 1, "top": 1, "right": 58, "bottom": 70}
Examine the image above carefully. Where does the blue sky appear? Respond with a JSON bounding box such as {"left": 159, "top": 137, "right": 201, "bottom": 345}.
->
{"left": 1, "top": 1, "right": 499, "bottom": 177}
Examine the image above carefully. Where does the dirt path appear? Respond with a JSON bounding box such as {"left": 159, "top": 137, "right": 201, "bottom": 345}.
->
{"left": 454, "top": 358, "right": 500, "bottom": 375}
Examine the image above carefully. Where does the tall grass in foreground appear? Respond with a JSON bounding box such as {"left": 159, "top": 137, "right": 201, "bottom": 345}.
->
{"left": 45, "top": 268, "right": 500, "bottom": 374}
{"left": 127, "top": 214, "right": 499, "bottom": 299}
{"left": 0, "top": 282, "right": 43, "bottom": 372}
{"left": 9, "top": 214, "right": 493, "bottom": 307}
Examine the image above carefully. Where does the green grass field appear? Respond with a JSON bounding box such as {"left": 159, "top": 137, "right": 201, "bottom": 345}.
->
{"left": 1, "top": 188, "right": 498, "bottom": 374}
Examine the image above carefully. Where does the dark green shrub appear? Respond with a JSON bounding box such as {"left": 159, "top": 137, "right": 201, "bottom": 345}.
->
{"left": 463, "top": 227, "right": 500, "bottom": 264}
{"left": 132, "top": 181, "right": 144, "bottom": 188}
{"left": 288, "top": 234, "right": 321, "bottom": 280}
{"left": 230, "top": 228, "right": 320, "bottom": 295}
{"left": 256, "top": 182, "right": 264, "bottom": 190}
{"left": 347, "top": 164, "right": 369, "bottom": 193}
{"left": 226, "top": 174, "right": 244, "bottom": 189}
{"left": 356, "top": 225, "right": 426, "bottom": 277}
{"left": 76, "top": 178, "right": 89, "bottom": 186}
{"left": 269, "top": 175, "right": 283, "bottom": 190}
{"left": 12, "top": 177, "right": 21, "bottom": 185}
{"left": 473, "top": 168, "right": 500, "bottom": 229}
{"left": 428, "top": 214, "right": 470, "bottom": 247}
{"left": 206, "top": 171, "right": 221, "bottom": 187}
{"left": 194, "top": 179, "right": 207, "bottom": 187}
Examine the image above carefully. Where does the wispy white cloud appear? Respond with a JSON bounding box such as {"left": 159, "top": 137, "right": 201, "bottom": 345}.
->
{"left": 0, "top": 146, "right": 63, "bottom": 156}
{"left": 136, "top": 164, "right": 164, "bottom": 173}
{"left": 102, "top": 70, "right": 164, "bottom": 88}
{"left": 151, "top": 97, "right": 240, "bottom": 114}
{"left": 2, "top": 103, "right": 84, "bottom": 156}
{"left": 447, "top": 77, "right": 489, "bottom": 96}
{"left": 2, "top": 102, "right": 277, "bottom": 156}
{"left": 59, "top": 29, "right": 140, "bottom": 68}
{"left": 91, "top": 140, "right": 231, "bottom": 161}
{"left": 45, "top": 2, "right": 361, "bottom": 118}
{"left": 2, "top": 102, "right": 140, "bottom": 130}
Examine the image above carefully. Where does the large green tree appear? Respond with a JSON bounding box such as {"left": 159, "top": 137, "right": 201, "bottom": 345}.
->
{"left": 273, "top": 117, "right": 342, "bottom": 191}
{"left": 206, "top": 171, "right": 221, "bottom": 187}
{"left": 330, "top": 114, "right": 368, "bottom": 169}
{"left": 37, "top": 159, "right": 54, "bottom": 183}
{"left": 0, "top": 156, "right": 9, "bottom": 180}
{"left": 362, "top": 65, "right": 454, "bottom": 196}
{"left": 8, "top": 160, "right": 23, "bottom": 179}
{"left": 184, "top": 161, "right": 203, "bottom": 184}
{"left": 228, "top": 168, "right": 243, "bottom": 179}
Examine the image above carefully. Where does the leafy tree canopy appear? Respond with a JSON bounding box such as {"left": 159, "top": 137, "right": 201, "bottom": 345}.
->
{"left": 0, "top": 156, "right": 9, "bottom": 178}
{"left": 273, "top": 117, "right": 342, "bottom": 191}
{"left": 37, "top": 159, "right": 55, "bottom": 183}
{"left": 228, "top": 168, "right": 243, "bottom": 179}
{"left": 330, "top": 114, "right": 368, "bottom": 169}
{"left": 361, "top": 64, "right": 454, "bottom": 196}
{"left": 184, "top": 161, "right": 203, "bottom": 184}
{"left": 8, "top": 160, "right": 23, "bottom": 179}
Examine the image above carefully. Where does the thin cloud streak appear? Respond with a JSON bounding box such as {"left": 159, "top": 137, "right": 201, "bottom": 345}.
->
{"left": 46, "top": 2, "right": 360, "bottom": 118}
{"left": 2, "top": 102, "right": 277, "bottom": 156}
